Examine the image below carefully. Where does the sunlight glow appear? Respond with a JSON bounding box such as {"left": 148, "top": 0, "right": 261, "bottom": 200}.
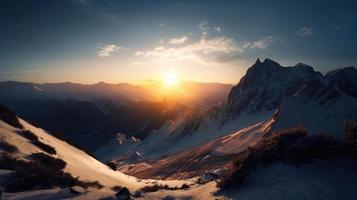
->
{"left": 163, "top": 71, "right": 179, "bottom": 87}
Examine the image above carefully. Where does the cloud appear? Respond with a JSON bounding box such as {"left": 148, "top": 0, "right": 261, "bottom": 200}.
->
{"left": 135, "top": 33, "right": 278, "bottom": 65}
{"left": 168, "top": 36, "right": 188, "bottom": 44}
{"left": 135, "top": 36, "right": 243, "bottom": 64}
{"left": 213, "top": 27, "right": 222, "bottom": 32}
{"left": 98, "top": 44, "right": 121, "bottom": 57}
{"left": 198, "top": 21, "right": 210, "bottom": 31}
{"left": 298, "top": 27, "right": 313, "bottom": 36}
{"left": 244, "top": 36, "right": 275, "bottom": 49}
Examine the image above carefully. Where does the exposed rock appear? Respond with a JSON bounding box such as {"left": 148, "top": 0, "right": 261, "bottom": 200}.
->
{"left": 197, "top": 171, "right": 219, "bottom": 184}
{"left": 115, "top": 187, "right": 130, "bottom": 200}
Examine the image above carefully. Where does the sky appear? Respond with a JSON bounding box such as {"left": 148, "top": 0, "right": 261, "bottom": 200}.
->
{"left": 0, "top": 0, "right": 356, "bottom": 84}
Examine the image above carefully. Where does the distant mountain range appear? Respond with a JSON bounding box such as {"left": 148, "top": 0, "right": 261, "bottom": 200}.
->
{"left": 0, "top": 81, "right": 232, "bottom": 150}
{"left": 97, "top": 58, "right": 357, "bottom": 179}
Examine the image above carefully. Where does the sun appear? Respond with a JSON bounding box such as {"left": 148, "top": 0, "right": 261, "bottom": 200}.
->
{"left": 163, "top": 71, "right": 179, "bottom": 87}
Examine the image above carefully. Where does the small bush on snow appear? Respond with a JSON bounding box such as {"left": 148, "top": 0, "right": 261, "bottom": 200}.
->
{"left": 111, "top": 185, "right": 123, "bottom": 192}
{"left": 18, "top": 130, "right": 57, "bottom": 155}
{"left": 19, "top": 130, "right": 39, "bottom": 141}
{"left": 31, "top": 140, "right": 56, "bottom": 155}
{"left": 0, "top": 137, "right": 18, "bottom": 153}
{"left": 135, "top": 183, "right": 191, "bottom": 196}
{"left": 0, "top": 105, "right": 23, "bottom": 129}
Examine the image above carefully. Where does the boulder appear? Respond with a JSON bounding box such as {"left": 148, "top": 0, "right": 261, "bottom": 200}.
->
{"left": 197, "top": 171, "right": 218, "bottom": 184}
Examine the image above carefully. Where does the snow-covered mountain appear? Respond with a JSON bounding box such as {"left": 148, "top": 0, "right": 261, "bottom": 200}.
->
{"left": 0, "top": 105, "right": 196, "bottom": 199}
{"left": 227, "top": 58, "right": 357, "bottom": 136}
{"left": 116, "top": 117, "right": 276, "bottom": 179}
{"left": 0, "top": 105, "right": 146, "bottom": 188}
{"left": 96, "top": 58, "right": 357, "bottom": 179}
{"left": 1, "top": 58, "right": 357, "bottom": 199}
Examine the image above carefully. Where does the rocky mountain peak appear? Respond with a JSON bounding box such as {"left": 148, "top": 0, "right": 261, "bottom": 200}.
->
{"left": 249, "top": 58, "right": 282, "bottom": 72}
{"left": 254, "top": 58, "right": 261, "bottom": 65}
{"left": 227, "top": 58, "right": 321, "bottom": 115}
{"left": 262, "top": 58, "right": 282, "bottom": 67}
{"left": 236, "top": 58, "right": 283, "bottom": 91}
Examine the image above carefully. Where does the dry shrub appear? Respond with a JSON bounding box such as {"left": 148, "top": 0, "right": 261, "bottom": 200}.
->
{"left": 0, "top": 152, "right": 102, "bottom": 192}
{"left": 217, "top": 126, "right": 350, "bottom": 188}
{"left": 0, "top": 137, "right": 18, "bottom": 153}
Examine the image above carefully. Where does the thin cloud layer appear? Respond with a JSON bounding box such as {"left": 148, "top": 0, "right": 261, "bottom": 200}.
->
{"left": 135, "top": 19, "right": 277, "bottom": 65}
{"left": 168, "top": 36, "right": 188, "bottom": 45}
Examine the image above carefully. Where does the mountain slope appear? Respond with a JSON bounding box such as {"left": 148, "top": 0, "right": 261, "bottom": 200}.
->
{"left": 116, "top": 116, "right": 275, "bottom": 179}
{"left": 0, "top": 111, "right": 145, "bottom": 190}
{"left": 222, "top": 161, "right": 357, "bottom": 200}
{"left": 0, "top": 105, "right": 202, "bottom": 199}
{"left": 97, "top": 58, "right": 357, "bottom": 180}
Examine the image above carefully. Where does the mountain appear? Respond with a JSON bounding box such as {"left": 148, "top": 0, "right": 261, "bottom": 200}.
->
{"left": 1, "top": 58, "right": 357, "bottom": 199}
{"left": 0, "top": 105, "right": 196, "bottom": 199}
{"left": 97, "top": 58, "right": 357, "bottom": 179}
{"left": 1, "top": 104, "right": 357, "bottom": 200}
{"left": 0, "top": 81, "right": 232, "bottom": 107}
{"left": 227, "top": 58, "right": 357, "bottom": 136}
{"left": 114, "top": 117, "right": 276, "bottom": 179}
{"left": 0, "top": 81, "right": 232, "bottom": 151}
{"left": 0, "top": 81, "right": 154, "bottom": 102}
{"left": 227, "top": 59, "right": 321, "bottom": 115}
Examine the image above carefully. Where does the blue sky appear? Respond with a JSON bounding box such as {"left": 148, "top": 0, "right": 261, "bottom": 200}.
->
{"left": 0, "top": 0, "right": 356, "bottom": 83}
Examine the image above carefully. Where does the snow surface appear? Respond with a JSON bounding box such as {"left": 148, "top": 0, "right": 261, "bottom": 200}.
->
{"left": 113, "top": 117, "right": 276, "bottom": 179}
{"left": 96, "top": 108, "right": 275, "bottom": 162}
{"left": 222, "top": 160, "right": 357, "bottom": 200}
{"left": 273, "top": 93, "right": 357, "bottom": 137}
